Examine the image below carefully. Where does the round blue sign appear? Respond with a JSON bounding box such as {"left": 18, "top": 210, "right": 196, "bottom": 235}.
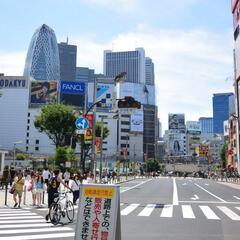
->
{"left": 75, "top": 116, "right": 89, "bottom": 130}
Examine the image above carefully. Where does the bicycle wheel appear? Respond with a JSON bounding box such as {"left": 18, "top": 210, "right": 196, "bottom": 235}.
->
{"left": 66, "top": 200, "right": 74, "bottom": 222}
{"left": 49, "top": 203, "right": 61, "bottom": 225}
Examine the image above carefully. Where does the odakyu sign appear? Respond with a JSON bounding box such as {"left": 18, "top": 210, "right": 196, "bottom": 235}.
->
{"left": 60, "top": 81, "right": 85, "bottom": 95}
{"left": 0, "top": 77, "right": 27, "bottom": 88}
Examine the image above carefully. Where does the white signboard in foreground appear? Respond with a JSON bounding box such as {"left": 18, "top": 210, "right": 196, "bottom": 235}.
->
{"left": 75, "top": 184, "right": 121, "bottom": 240}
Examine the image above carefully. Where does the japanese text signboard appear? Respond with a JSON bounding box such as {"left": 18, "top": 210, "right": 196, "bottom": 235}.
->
{"left": 75, "top": 184, "right": 121, "bottom": 240}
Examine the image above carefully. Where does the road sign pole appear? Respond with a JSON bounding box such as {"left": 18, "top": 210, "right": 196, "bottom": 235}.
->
{"left": 92, "top": 78, "right": 97, "bottom": 183}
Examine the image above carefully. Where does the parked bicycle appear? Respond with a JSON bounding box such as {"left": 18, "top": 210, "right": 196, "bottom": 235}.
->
{"left": 49, "top": 191, "right": 74, "bottom": 225}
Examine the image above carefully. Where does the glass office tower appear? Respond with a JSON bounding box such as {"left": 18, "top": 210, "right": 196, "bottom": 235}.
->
{"left": 24, "top": 24, "right": 60, "bottom": 81}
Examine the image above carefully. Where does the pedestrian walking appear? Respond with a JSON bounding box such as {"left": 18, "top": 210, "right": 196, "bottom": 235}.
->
{"left": 28, "top": 172, "right": 37, "bottom": 206}
{"left": 70, "top": 174, "right": 81, "bottom": 205}
{"left": 42, "top": 168, "right": 50, "bottom": 186}
{"left": 35, "top": 172, "right": 44, "bottom": 207}
{"left": 13, "top": 172, "right": 25, "bottom": 208}
{"left": 63, "top": 169, "right": 70, "bottom": 186}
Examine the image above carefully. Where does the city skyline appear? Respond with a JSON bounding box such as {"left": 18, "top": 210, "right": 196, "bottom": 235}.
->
{"left": 0, "top": 0, "right": 234, "bottom": 130}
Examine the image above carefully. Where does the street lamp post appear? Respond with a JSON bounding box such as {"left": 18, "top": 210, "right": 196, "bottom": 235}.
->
{"left": 91, "top": 72, "right": 126, "bottom": 183}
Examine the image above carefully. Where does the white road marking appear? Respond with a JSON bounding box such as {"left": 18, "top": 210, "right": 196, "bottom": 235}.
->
{"left": 0, "top": 223, "right": 51, "bottom": 229}
{"left": 191, "top": 194, "right": 199, "bottom": 200}
{"left": 235, "top": 207, "right": 240, "bottom": 211}
{"left": 0, "top": 233, "right": 75, "bottom": 240}
{"left": 0, "top": 227, "right": 72, "bottom": 234}
{"left": 182, "top": 183, "right": 187, "bottom": 186}
{"left": 233, "top": 196, "right": 240, "bottom": 200}
{"left": 199, "top": 206, "right": 220, "bottom": 220}
{"left": 120, "top": 203, "right": 124, "bottom": 206}
{"left": 217, "top": 206, "right": 240, "bottom": 220}
{"left": 121, "top": 203, "right": 140, "bottom": 215}
{"left": 204, "top": 183, "right": 209, "bottom": 186}
{"left": 0, "top": 216, "right": 43, "bottom": 220}
{"left": 182, "top": 205, "right": 195, "bottom": 219}
{"left": 173, "top": 178, "right": 179, "bottom": 205}
{"left": 194, "top": 183, "right": 226, "bottom": 203}
{"left": 0, "top": 211, "right": 31, "bottom": 214}
{"left": 138, "top": 204, "right": 156, "bottom": 217}
{"left": 0, "top": 219, "right": 46, "bottom": 224}
{"left": 120, "top": 179, "right": 153, "bottom": 193}
{"left": 0, "top": 213, "right": 37, "bottom": 217}
{"left": 160, "top": 204, "right": 173, "bottom": 218}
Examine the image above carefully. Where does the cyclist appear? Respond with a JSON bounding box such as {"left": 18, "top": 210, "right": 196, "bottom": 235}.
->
{"left": 45, "top": 169, "right": 71, "bottom": 221}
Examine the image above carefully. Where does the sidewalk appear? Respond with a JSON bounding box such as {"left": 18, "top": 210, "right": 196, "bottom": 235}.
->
{"left": 0, "top": 175, "right": 137, "bottom": 208}
{"left": 213, "top": 178, "right": 240, "bottom": 190}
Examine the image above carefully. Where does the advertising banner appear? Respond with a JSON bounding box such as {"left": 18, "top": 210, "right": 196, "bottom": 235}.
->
{"left": 130, "top": 110, "right": 144, "bottom": 132}
{"left": 186, "top": 121, "right": 201, "bottom": 134}
{"left": 88, "top": 83, "right": 115, "bottom": 110}
{"left": 84, "top": 114, "right": 93, "bottom": 143}
{"left": 199, "top": 145, "right": 209, "bottom": 157}
{"left": 60, "top": 81, "right": 85, "bottom": 95}
{"left": 0, "top": 77, "right": 27, "bottom": 89}
{"left": 168, "top": 114, "right": 185, "bottom": 130}
{"left": 74, "top": 184, "right": 121, "bottom": 240}
{"left": 168, "top": 130, "right": 186, "bottom": 156}
{"left": 30, "top": 81, "right": 57, "bottom": 105}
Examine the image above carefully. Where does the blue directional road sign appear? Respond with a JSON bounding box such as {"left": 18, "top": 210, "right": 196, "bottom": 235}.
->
{"left": 75, "top": 116, "right": 89, "bottom": 130}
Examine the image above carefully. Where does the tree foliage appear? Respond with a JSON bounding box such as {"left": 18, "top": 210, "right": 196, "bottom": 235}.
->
{"left": 34, "top": 104, "right": 76, "bottom": 147}
{"left": 95, "top": 122, "right": 110, "bottom": 139}
{"left": 16, "top": 153, "right": 26, "bottom": 160}
{"left": 220, "top": 143, "right": 227, "bottom": 168}
{"left": 145, "top": 159, "right": 160, "bottom": 172}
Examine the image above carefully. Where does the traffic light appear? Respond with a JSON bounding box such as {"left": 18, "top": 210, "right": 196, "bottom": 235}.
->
{"left": 117, "top": 96, "right": 141, "bottom": 109}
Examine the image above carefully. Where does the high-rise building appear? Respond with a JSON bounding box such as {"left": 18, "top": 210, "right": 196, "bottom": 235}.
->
{"left": 145, "top": 57, "right": 155, "bottom": 85}
{"left": 103, "top": 48, "right": 146, "bottom": 84}
{"left": 213, "top": 93, "right": 234, "bottom": 134}
{"left": 199, "top": 117, "right": 213, "bottom": 133}
{"left": 76, "top": 67, "right": 95, "bottom": 83}
{"left": 24, "top": 24, "right": 60, "bottom": 81}
{"left": 58, "top": 41, "right": 77, "bottom": 81}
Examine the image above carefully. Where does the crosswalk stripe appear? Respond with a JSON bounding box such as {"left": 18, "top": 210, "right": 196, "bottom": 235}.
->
{"left": 199, "top": 206, "right": 220, "bottom": 220}
{"left": 235, "top": 207, "right": 240, "bottom": 211}
{"left": 121, "top": 203, "right": 140, "bottom": 215}
{"left": 138, "top": 204, "right": 156, "bottom": 216}
{"left": 0, "top": 223, "right": 51, "bottom": 229}
{"left": 0, "top": 216, "right": 44, "bottom": 220}
{"left": 0, "top": 227, "right": 72, "bottom": 234}
{"left": 0, "top": 219, "right": 46, "bottom": 224}
{"left": 0, "top": 211, "right": 30, "bottom": 214}
{"left": 0, "top": 233, "right": 75, "bottom": 240}
{"left": 182, "top": 205, "right": 195, "bottom": 219}
{"left": 0, "top": 213, "right": 37, "bottom": 217}
{"left": 160, "top": 205, "right": 173, "bottom": 218}
{"left": 217, "top": 206, "right": 240, "bottom": 220}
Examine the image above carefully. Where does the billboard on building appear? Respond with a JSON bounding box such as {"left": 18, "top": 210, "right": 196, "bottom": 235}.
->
{"left": 0, "top": 77, "right": 27, "bottom": 89}
{"left": 168, "top": 130, "right": 186, "bottom": 156}
{"left": 88, "top": 83, "right": 115, "bottom": 110}
{"left": 186, "top": 121, "right": 201, "bottom": 134}
{"left": 30, "top": 81, "right": 57, "bottom": 106}
{"left": 168, "top": 114, "right": 185, "bottom": 130}
{"left": 130, "top": 110, "right": 143, "bottom": 132}
{"left": 60, "top": 81, "right": 85, "bottom": 108}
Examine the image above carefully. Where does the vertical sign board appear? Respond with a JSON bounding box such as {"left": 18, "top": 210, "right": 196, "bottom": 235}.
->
{"left": 75, "top": 184, "right": 121, "bottom": 240}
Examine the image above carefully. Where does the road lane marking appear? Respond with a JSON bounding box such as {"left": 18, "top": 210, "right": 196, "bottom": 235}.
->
{"left": 235, "top": 207, "right": 240, "bottom": 211}
{"left": 0, "top": 213, "right": 37, "bottom": 217}
{"left": 0, "top": 227, "right": 72, "bottom": 234}
{"left": 0, "top": 219, "right": 46, "bottom": 224}
{"left": 194, "top": 183, "right": 226, "bottom": 202}
{"left": 0, "top": 216, "right": 43, "bottom": 220}
{"left": 0, "top": 211, "right": 31, "bottom": 214}
{"left": 179, "top": 200, "right": 240, "bottom": 204}
{"left": 0, "top": 223, "right": 52, "bottom": 229}
{"left": 173, "top": 178, "right": 179, "bottom": 205}
{"left": 191, "top": 194, "right": 199, "bottom": 200}
{"left": 121, "top": 203, "right": 140, "bottom": 215}
{"left": 217, "top": 206, "right": 240, "bottom": 220}
{"left": 182, "top": 205, "right": 195, "bottom": 219}
{"left": 160, "top": 204, "right": 173, "bottom": 218}
{"left": 120, "top": 179, "right": 153, "bottom": 193}
{"left": 199, "top": 206, "right": 220, "bottom": 220}
{"left": 182, "top": 183, "right": 187, "bottom": 186}
{"left": 138, "top": 204, "right": 156, "bottom": 217}
{"left": 204, "top": 183, "right": 209, "bottom": 186}
{"left": 233, "top": 196, "right": 240, "bottom": 200}
{"left": 0, "top": 233, "right": 75, "bottom": 240}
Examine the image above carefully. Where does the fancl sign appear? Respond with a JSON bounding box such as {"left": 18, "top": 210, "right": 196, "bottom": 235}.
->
{"left": 60, "top": 81, "right": 85, "bottom": 95}
{"left": 0, "top": 77, "right": 27, "bottom": 88}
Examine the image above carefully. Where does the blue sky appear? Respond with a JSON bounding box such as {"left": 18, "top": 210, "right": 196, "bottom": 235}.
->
{"left": 0, "top": 0, "right": 234, "bottom": 130}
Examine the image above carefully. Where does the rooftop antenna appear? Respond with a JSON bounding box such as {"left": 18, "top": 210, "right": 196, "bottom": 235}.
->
{"left": 66, "top": 36, "right": 69, "bottom": 44}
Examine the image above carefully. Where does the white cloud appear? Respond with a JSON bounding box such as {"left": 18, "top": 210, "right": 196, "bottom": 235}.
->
{"left": 0, "top": 51, "right": 26, "bottom": 76}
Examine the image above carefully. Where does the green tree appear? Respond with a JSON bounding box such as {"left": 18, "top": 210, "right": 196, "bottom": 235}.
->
{"left": 95, "top": 122, "right": 110, "bottom": 138}
{"left": 34, "top": 104, "right": 76, "bottom": 147}
{"left": 145, "top": 159, "right": 160, "bottom": 172}
{"left": 16, "top": 153, "right": 26, "bottom": 160}
{"left": 220, "top": 143, "right": 227, "bottom": 168}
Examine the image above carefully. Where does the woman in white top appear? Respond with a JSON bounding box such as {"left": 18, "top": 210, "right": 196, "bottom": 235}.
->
{"left": 70, "top": 174, "right": 81, "bottom": 205}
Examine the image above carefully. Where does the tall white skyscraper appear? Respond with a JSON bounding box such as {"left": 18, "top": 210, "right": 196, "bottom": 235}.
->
{"left": 103, "top": 48, "right": 146, "bottom": 84}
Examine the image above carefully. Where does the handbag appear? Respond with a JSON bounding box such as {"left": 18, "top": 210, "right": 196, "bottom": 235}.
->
{"left": 9, "top": 185, "right": 15, "bottom": 194}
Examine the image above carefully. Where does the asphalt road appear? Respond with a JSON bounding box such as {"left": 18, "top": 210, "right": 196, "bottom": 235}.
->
{"left": 1, "top": 177, "right": 240, "bottom": 240}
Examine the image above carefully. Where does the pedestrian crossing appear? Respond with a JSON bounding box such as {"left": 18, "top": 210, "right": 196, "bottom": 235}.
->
{"left": 0, "top": 208, "right": 74, "bottom": 240}
{"left": 119, "top": 203, "right": 240, "bottom": 221}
